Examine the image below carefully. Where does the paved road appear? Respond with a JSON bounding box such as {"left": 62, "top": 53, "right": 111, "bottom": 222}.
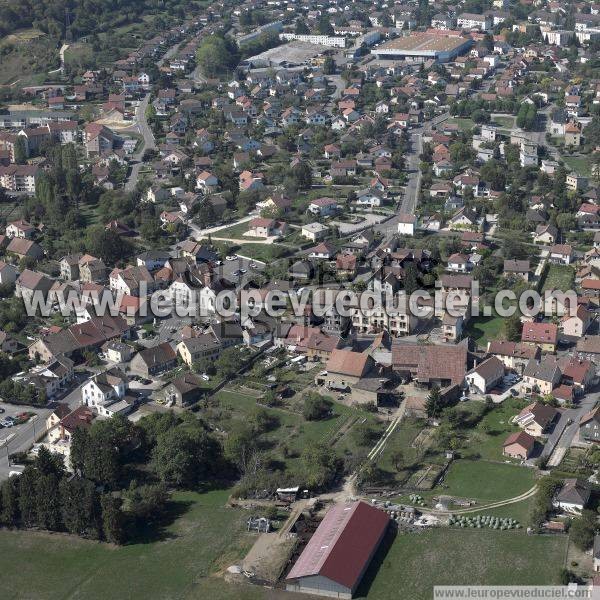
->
{"left": 124, "top": 94, "right": 156, "bottom": 191}
{"left": 124, "top": 37, "right": 183, "bottom": 191}
{"left": 543, "top": 393, "right": 598, "bottom": 466}
{"left": 0, "top": 404, "right": 52, "bottom": 479}
{"left": 374, "top": 126, "right": 423, "bottom": 237}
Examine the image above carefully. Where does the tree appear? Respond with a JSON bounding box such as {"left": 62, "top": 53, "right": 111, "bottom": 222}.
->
{"left": 60, "top": 477, "right": 101, "bottom": 538}
{"left": 195, "top": 35, "right": 240, "bottom": 78}
{"left": 123, "top": 482, "right": 168, "bottom": 522}
{"left": 35, "top": 446, "right": 64, "bottom": 477}
{"left": 323, "top": 56, "right": 335, "bottom": 75}
{"left": 504, "top": 313, "right": 522, "bottom": 342}
{"left": 150, "top": 427, "right": 221, "bottom": 488}
{"left": 224, "top": 423, "right": 260, "bottom": 474}
{"left": 403, "top": 262, "right": 420, "bottom": 295}
{"left": 14, "top": 136, "right": 27, "bottom": 164}
{"left": 17, "top": 467, "right": 39, "bottom": 528}
{"left": 0, "top": 477, "right": 20, "bottom": 526}
{"left": 100, "top": 494, "right": 125, "bottom": 545}
{"left": 215, "top": 346, "right": 245, "bottom": 378}
{"left": 85, "top": 226, "right": 133, "bottom": 265}
{"left": 390, "top": 449, "right": 404, "bottom": 471}
{"left": 303, "top": 393, "right": 333, "bottom": 421}
{"left": 35, "top": 473, "right": 62, "bottom": 531}
{"left": 317, "top": 16, "right": 333, "bottom": 35}
{"left": 425, "top": 386, "right": 442, "bottom": 419}
{"left": 291, "top": 160, "right": 312, "bottom": 190}
{"left": 295, "top": 19, "right": 309, "bottom": 34}
{"left": 353, "top": 422, "right": 378, "bottom": 446}
{"left": 192, "top": 357, "right": 216, "bottom": 376}
{"left": 570, "top": 510, "right": 597, "bottom": 550}
{"left": 302, "top": 443, "right": 340, "bottom": 490}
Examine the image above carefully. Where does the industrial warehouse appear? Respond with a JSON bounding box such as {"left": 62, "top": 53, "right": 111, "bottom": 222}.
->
{"left": 373, "top": 31, "right": 472, "bottom": 62}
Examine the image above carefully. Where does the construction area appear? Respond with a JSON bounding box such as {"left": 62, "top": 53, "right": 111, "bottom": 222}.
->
{"left": 241, "top": 41, "right": 327, "bottom": 69}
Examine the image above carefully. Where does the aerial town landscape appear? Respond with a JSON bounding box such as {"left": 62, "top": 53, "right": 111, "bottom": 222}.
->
{"left": 0, "top": 0, "right": 600, "bottom": 598}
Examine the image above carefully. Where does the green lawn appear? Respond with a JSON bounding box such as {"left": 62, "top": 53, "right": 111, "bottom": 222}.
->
{"left": 466, "top": 497, "right": 535, "bottom": 524}
{"left": 213, "top": 220, "right": 257, "bottom": 239}
{"left": 0, "top": 489, "right": 262, "bottom": 600}
{"left": 357, "top": 528, "right": 567, "bottom": 600}
{"left": 440, "top": 460, "right": 536, "bottom": 502}
{"left": 493, "top": 116, "right": 515, "bottom": 129}
{"left": 541, "top": 263, "right": 575, "bottom": 293}
{"left": 448, "top": 117, "right": 475, "bottom": 132}
{"left": 464, "top": 315, "right": 505, "bottom": 348}
{"left": 563, "top": 155, "right": 592, "bottom": 177}
{"left": 464, "top": 398, "right": 529, "bottom": 461}
{"left": 233, "top": 243, "right": 291, "bottom": 262}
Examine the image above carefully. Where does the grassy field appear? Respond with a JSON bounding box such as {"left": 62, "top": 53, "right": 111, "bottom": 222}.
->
{"left": 0, "top": 489, "right": 262, "bottom": 600}
{"left": 213, "top": 220, "right": 258, "bottom": 239}
{"left": 1, "top": 28, "right": 45, "bottom": 46}
{"left": 493, "top": 115, "right": 516, "bottom": 129}
{"left": 466, "top": 497, "right": 534, "bottom": 524}
{"left": 233, "top": 242, "right": 291, "bottom": 262}
{"left": 541, "top": 263, "right": 575, "bottom": 292}
{"left": 464, "top": 397, "right": 529, "bottom": 461}
{"left": 440, "top": 460, "right": 536, "bottom": 502}
{"left": 213, "top": 388, "right": 382, "bottom": 475}
{"left": 464, "top": 315, "right": 505, "bottom": 348}
{"left": 563, "top": 155, "right": 592, "bottom": 177}
{"left": 448, "top": 117, "right": 475, "bottom": 132}
{"left": 357, "top": 528, "right": 567, "bottom": 599}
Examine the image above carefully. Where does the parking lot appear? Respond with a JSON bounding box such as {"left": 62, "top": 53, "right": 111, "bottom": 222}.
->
{"left": 0, "top": 402, "right": 52, "bottom": 479}
{"left": 216, "top": 255, "right": 265, "bottom": 285}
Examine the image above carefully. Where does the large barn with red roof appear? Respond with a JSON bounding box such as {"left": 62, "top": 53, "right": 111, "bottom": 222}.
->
{"left": 285, "top": 500, "right": 389, "bottom": 598}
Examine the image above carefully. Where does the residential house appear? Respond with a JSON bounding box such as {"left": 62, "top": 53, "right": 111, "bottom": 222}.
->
{"left": 521, "top": 322, "right": 558, "bottom": 353}
{"left": 504, "top": 260, "right": 530, "bottom": 281}
{"left": 301, "top": 223, "right": 329, "bottom": 242}
{"left": 487, "top": 340, "right": 540, "bottom": 373}
{"left": 513, "top": 402, "right": 557, "bottom": 437}
{"left": 129, "top": 342, "right": 177, "bottom": 376}
{"left": 503, "top": 431, "right": 535, "bottom": 460}
{"left": 308, "top": 198, "right": 338, "bottom": 217}
{"left": 562, "top": 305, "right": 592, "bottom": 338}
{"left": 176, "top": 334, "right": 221, "bottom": 366}
{"left": 549, "top": 244, "right": 573, "bottom": 265}
{"left": 81, "top": 368, "right": 136, "bottom": 417}
{"left": 521, "top": 357, "right": 562, "bottom": 394}
{"left": 162, "top": 372, "right": 206, "bottom": 407}
{"left": 553, "top": 479, "right": 590, "bottom": 515}
{"left": 580, "top": 405, "right": 600, "bottom": 443}
{"left": 465, "top": 356, "right": 505, "bottom": 394}
{"left": 534, "top": 224, "right": 558, "bottom": 245}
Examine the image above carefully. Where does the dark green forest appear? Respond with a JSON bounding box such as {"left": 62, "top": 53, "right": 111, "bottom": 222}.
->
{"left": 0, "top": 0, "right": 200, "bottom": 39}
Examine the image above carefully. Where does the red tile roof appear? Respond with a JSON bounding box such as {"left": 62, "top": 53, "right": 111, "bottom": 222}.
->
{"left": 503, "top": 430, "right": 535, "bottom": 451}
{"left": 521, "top": 322, "right": 558, "bottom": 345}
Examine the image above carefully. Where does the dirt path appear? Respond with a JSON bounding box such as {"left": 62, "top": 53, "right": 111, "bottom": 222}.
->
{"left": 409, "top": 484, "right": 539, "bottom": 517}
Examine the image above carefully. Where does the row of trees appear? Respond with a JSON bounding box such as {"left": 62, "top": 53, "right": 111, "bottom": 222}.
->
{"left": 516, "top": 103, "right": 538, "bottom": 131}
{"left": 0, "top": 448, "right": 125, "bottom": 543}
{"left": 0, "top": 411, "right": 227, "bottom": 543}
